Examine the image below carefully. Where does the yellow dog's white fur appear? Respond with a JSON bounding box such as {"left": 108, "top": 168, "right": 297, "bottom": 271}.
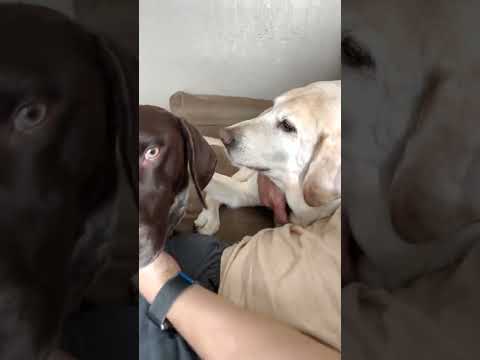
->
{"left": 195, "top": 81, "right": 341, "bottom": 235}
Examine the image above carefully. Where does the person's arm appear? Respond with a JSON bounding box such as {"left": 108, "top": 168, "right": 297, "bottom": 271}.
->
{"left": 139, "top": 252, "right": 339, "bottom": 360}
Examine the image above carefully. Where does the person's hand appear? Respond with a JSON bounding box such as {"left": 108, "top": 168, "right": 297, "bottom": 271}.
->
{"left": 258, "top": 174, "right": 289, "bottom": 225}
{"left": 139, "top": 251, "right": 181, "bottom": 303}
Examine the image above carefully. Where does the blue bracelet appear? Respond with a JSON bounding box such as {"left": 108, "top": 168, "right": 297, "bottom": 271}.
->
{"left": 178, "top": 271, "right": 194, "bottom": 284}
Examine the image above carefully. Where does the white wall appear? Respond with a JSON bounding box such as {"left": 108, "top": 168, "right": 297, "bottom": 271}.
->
{"left": 140, "top": 0, "right": 340, "bottom": 108}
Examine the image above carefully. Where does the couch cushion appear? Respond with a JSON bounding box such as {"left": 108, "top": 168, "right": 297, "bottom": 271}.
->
{"left": 170, "top": 92, "right": 274, "bottom": 246}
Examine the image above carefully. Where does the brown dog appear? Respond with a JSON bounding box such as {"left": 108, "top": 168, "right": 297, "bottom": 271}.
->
{"left": 0, "top": 5, "right": 137, "bottom": 359}
{"left": 139, "top": 106, "right": 216, "bottom": 267}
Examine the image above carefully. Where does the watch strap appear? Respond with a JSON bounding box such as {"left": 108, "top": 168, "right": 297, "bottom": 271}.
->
{"left": 147, "top": 272, "right": 194, "bottom": 331}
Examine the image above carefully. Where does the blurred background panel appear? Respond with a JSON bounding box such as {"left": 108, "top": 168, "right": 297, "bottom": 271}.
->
{"left": 1, "top": 0, "right": 138, "bottom": 55}
{"left": 140, "top": 0, "right": 340, "bottom": 108}
{"left": 0, "top": 0, "right": 75, "bottom": 16}
{"left": 74, "top": 0, "right": 138, "bottom": 55}
{"left": 1, "top": 0, "right": 139, "bottom": 306}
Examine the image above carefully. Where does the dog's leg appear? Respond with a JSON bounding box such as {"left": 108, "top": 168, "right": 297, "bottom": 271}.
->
{"left": 206, "top": 172, "right": 260, "bottom": 207}
{"left": 195, "top": 169, "right": 259, "bottom": 235}
{"left": 230, "top": 167, "right": 257, "bottom": 182}
{"left": 194, "top": 193, "right": 222, "bottom": 235}
{"left": 198, "top": 136, "right": 259, "bottom": 234}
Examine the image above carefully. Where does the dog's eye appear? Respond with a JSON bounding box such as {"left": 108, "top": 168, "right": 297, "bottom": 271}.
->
{"left": 342, "top": 35, "right": 375, "bottom": 69}
{"left": 144, "top": 146, "right": 161, "bottom": 161}
{"left": 278, "top": 119, "right": 297, "bottom": 133}
{"left": 13, "top": 103, "right": 48, "bottom": 132}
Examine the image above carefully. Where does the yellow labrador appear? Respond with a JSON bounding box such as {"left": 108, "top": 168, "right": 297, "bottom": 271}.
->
{"left": 343, "top": 0, "right": 480, "bottom": 287}
{"left": 195, "top": 81, "right": 341, "bottom": 234}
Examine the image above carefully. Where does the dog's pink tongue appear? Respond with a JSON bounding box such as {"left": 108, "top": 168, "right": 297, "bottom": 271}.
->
{"left": 271, "top": 196, "right": 289, "bottom": 225}
{"left": 258, "top": 174, "right": 289, "bottom": 225}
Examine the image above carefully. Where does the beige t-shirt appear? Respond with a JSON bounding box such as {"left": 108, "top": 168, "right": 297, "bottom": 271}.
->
{"left": 219, "top": 207, "right": 341, "bottom": 351}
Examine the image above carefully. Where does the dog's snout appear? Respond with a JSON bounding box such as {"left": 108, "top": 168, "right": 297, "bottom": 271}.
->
{"left": 220, "top": 128, "right": 235, "bottom": 147}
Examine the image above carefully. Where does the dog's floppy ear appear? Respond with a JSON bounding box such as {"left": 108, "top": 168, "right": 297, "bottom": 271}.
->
{"left": 95, "top": 36, "right": 138, "bottom": 207}
{"left": 178, "top": 118, "right": 217, "bottom": 208}
{"left": 303, "top": 132, "right": 341, "bottom": 207}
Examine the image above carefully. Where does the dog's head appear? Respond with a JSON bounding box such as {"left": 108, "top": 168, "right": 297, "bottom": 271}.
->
{"left": 0, "top": 4, "right": 137, "bottom": 357}
{"left": 343, "top": 0, "right": 480, "bottom": 285}
{"left": 139, "top": 106, "right": 216, "bottom": 267}
{"left": 220, "top": 81, "right": 341, "bottom": 207}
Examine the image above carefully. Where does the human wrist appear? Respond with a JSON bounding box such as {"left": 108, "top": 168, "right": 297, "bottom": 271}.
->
{"left": 139, "top": 252, "right": 181, "bottom": 303}
{"left": 147, "top": 272, "right": 195, "bottom": 331}
{"left": 141, "top": 269, "right": 178, "bottom": 304}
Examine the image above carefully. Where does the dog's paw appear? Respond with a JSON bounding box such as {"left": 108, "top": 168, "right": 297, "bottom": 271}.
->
{"left": 194, "top": 209, "right": 220, "bottom": 235}
{"left": 194, "top": 208, "right": 209, "bottom": 228}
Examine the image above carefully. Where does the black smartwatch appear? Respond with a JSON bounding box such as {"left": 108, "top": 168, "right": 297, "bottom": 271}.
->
{"left": 147, "top": 272, "right": 194, "bottom": 331}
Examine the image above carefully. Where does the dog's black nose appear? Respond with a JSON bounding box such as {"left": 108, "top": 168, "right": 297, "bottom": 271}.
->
{"left": 219, "top": 128, "right": 235, "bottom": 147}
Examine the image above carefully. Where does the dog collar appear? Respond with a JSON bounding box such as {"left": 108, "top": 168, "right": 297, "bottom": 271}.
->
{"left": 147, "top": 271, "right": 194, "bottom": 331}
